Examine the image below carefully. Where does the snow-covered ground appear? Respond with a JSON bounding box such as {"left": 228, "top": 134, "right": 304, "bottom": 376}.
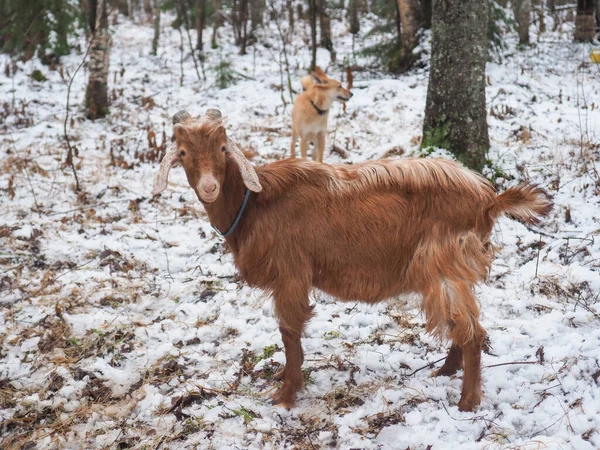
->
{"left": 1, "top": 8, "right": 599, "bottom": 450}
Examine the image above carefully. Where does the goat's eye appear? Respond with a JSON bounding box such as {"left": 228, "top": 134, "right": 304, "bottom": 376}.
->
{"left": 221, "top": 146, "right": 226, "bottom": 152}
{"left": 180, "top": 150, "right": 186, "bottom": 157}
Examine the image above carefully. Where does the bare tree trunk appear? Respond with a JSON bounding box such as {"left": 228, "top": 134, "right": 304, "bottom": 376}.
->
{"left": 532, "top": 0, "right": 545, "bottom": 33}
{"left": 309, "top": 0, "right": 317, "bottom": 70}
{"left": 287, "top": 0, "right": 294, "bottom": 32}
{"left": 251, "top": 0, "right": 264, "bottom": 32}
{"left": 512, "top": 0, "right": 531, "bottom": 45}
{"left": 239, "top": 0, "right": 249, "bottom": 53}
{"left": 143, "top": 0, "right": 152, "bottom": 20}
{"left": 86, "top": 0, "right": 110, "bottom": 120}
{"left": 348, "top": 0, "right": 360, "bottom": 35}
{"left": 151, "top": 0, "right": 161, "bottom": 55}
{"left": 212, "top": 0, "right": 222, "bottom": 48}
{"left": 117, "top": 0, "right": 129, "bottom": 15}
{"left": 318, "top": 0, "right": 335, "bottom": 62}
{"left": 196, "top": 0, "right": 206, "bottom": 50}
{"left": 397, "top": 0, "right": 420, "bottom": 68}
{"left": 575, "top": 0, "right": 596, "bottom": 42}
{"left": 423, "top": 0, "right": 489, "bottom": 171}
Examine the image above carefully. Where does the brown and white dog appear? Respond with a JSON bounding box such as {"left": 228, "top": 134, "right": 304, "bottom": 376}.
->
{"left": 290, "top": 67, "right": 352, "bottom": 162}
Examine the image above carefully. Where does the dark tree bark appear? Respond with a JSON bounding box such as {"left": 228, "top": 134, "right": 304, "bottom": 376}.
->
{"left": 348, "top": 0, "right": 360, "bottom": 35}
{"left": 287, "top": 0, "right": 294, "bottom": 32}
{"left": 151, "top": 0, "right": 161, "bottom": 55}
{"left": 196, "top": 0, "right": 206, "bottom": 50}
{"left": 318, "top": 0, "right": 335, "bottom": 61}
{"left": 309, "top": 0, "right": 317, "bottom": 70}
{"left": 231, "top": 0, "right": 249, "bottom": 53}
{"left": 575, "top": 0, "right": 596, "bottom": 41}
{"left": 423, "top": 0, "right": 489, "bottom": 172}
{"left": 251, "top": 0, "right": 265, "bottom": 32}
{"left": 397, "top": 0, "right": 420, "bottom": 67}
{"left": 86, "top": 0, "right": 110, "bottom": 120}
{"left": 512, "top": 0, "right": 531, "bottom": 45}
{"left": 596, "top": 0, "right": 600, "bottom": 36}
{"left": 143, "top": 0, "right": 152, "bottom": 20}
{"left": 532, "top": 0, "right": 545, "bottom": 34}
{"left": 421, "top": 0, "right": 432, "bottom": 29}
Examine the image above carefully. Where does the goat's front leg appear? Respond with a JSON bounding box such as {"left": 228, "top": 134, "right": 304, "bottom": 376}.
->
{"left": 271, "top": 283, "right": 313, "bottom": 408}
{"left": 273, "top": 344, "right": 303, "bottom": 381}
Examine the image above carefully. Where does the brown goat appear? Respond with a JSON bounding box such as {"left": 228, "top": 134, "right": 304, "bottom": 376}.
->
{"left": 153, "top": 109, "right": 553, "bottom": 412}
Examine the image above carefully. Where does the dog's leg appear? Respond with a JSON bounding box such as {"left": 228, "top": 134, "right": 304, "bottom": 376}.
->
{"left": 300, "top": 137, "right": 308, "bottom": 159}
{"left": 316, "top": 133, "right": 326, "bottom": 162}
{"left": 290, "top": 128, "right": 297, "bottom": 158}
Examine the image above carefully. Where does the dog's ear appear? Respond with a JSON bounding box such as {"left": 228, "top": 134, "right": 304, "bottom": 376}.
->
{"left": 311, "top": 66, "right": 328, "bottom": 84}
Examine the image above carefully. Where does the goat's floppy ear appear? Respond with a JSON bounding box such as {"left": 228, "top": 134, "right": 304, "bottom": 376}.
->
{"left": 152, "top": 142, "right": 180, "bottom": 195}
{"left": 225, "top": 138, "right": 262, "bottom": 193}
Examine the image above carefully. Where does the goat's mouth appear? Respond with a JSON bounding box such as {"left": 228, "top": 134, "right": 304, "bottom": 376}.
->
{"left": 198, "top": 191, "right": 219, "bottom": 204}
{"left": 337, "top": 95, "right": 350, "bottom": 102}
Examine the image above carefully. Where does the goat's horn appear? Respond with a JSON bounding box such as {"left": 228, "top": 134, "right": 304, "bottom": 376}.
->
{"left": 205, "top": 108, "right": 222, "bottom": 121}
{"left": 152, "top": 142, "right": 180, "bottom": 195}
{"left": 172, "top": 110, "right": 191, "bottom": 124}
{"left": 225, "top": 138, "right": 262, "bottom": 193}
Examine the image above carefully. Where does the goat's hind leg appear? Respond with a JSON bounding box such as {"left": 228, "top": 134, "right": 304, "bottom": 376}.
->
{"left": 433, "top": 343, "right": 463, "bottom": 377}
{"left": 424, "top": 278, "right": 485, "bottom": 412}
{"left": 271, "top": 282, "right": 314, "bottom": 408}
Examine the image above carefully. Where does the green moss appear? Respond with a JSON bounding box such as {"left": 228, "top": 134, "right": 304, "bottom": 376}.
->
{"left": 30, "top": 69, "right": 47, "bottom": 82}
{"left": 421, "top": 120, "right": 451, "bottom": 153}
{"left": 253, "top": 344, "right": 279, "bottom": 363}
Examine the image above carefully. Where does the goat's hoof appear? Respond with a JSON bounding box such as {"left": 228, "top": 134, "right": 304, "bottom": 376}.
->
{"left": 431, "top": 366, "right": 460, "bottom": 378}
{"left": 270, "top": 398, "right": 293, "bottom": 409}
{"left": 457, "top": 395, "right": 481, "bottom": 412}
{"left": 270, "top": 391, "right": 296, "bottom": 409}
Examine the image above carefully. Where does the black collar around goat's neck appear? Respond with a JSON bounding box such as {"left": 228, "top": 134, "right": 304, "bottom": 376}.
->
{"left": 310, "top": 100, "right": 328, "bottom": 116}
{"left": 212, "top": 188, "right": 251, "bottom": 238}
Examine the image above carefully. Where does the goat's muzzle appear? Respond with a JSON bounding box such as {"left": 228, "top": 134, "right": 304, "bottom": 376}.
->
{"left": 197, "top": 175, "right": 220, "bottom": 203}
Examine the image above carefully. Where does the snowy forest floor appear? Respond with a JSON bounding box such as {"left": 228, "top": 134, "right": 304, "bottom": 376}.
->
{"left": 1, "top": 8, "right": 600, "bottom": 450}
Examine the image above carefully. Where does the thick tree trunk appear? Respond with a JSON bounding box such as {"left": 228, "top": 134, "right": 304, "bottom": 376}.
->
{"left": 86, "top": 0, "right": 110, "bottom": 120}
{"left": 575, "top": 0, "right": 596, "bottom": 42}
{"left": 397, "top": 0, "right": 420, "bottom": 68}
{"left": 423, "top": 0, "right": 489, "bottom": 172}
{"left": 318, "top": 0, "right": 335, "bottom": 61}
{"left": 151, "top": 0, "right": 161, "bottom": 55}
{"left": 512, "top": 0, "right": 531, "bottom": 45}
{"left": 196, "top": 0, "right": 206, "bottom": 50}
{"left": 309, "top": 0, "right": 317, "bottom": 70}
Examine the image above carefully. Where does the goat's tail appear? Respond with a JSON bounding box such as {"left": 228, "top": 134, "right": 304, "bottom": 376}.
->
{"left": 491, "top": 184, "right": 553, "bottom": 224}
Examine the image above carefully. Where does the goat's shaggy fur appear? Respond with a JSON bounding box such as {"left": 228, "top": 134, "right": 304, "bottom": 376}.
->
{"left": 154, "top": 113, "right": 553, "bottom": 412}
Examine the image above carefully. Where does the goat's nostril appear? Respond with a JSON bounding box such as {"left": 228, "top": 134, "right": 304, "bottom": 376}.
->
{"left": 201, "top": 181, "right": 218, "bottom": 194}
